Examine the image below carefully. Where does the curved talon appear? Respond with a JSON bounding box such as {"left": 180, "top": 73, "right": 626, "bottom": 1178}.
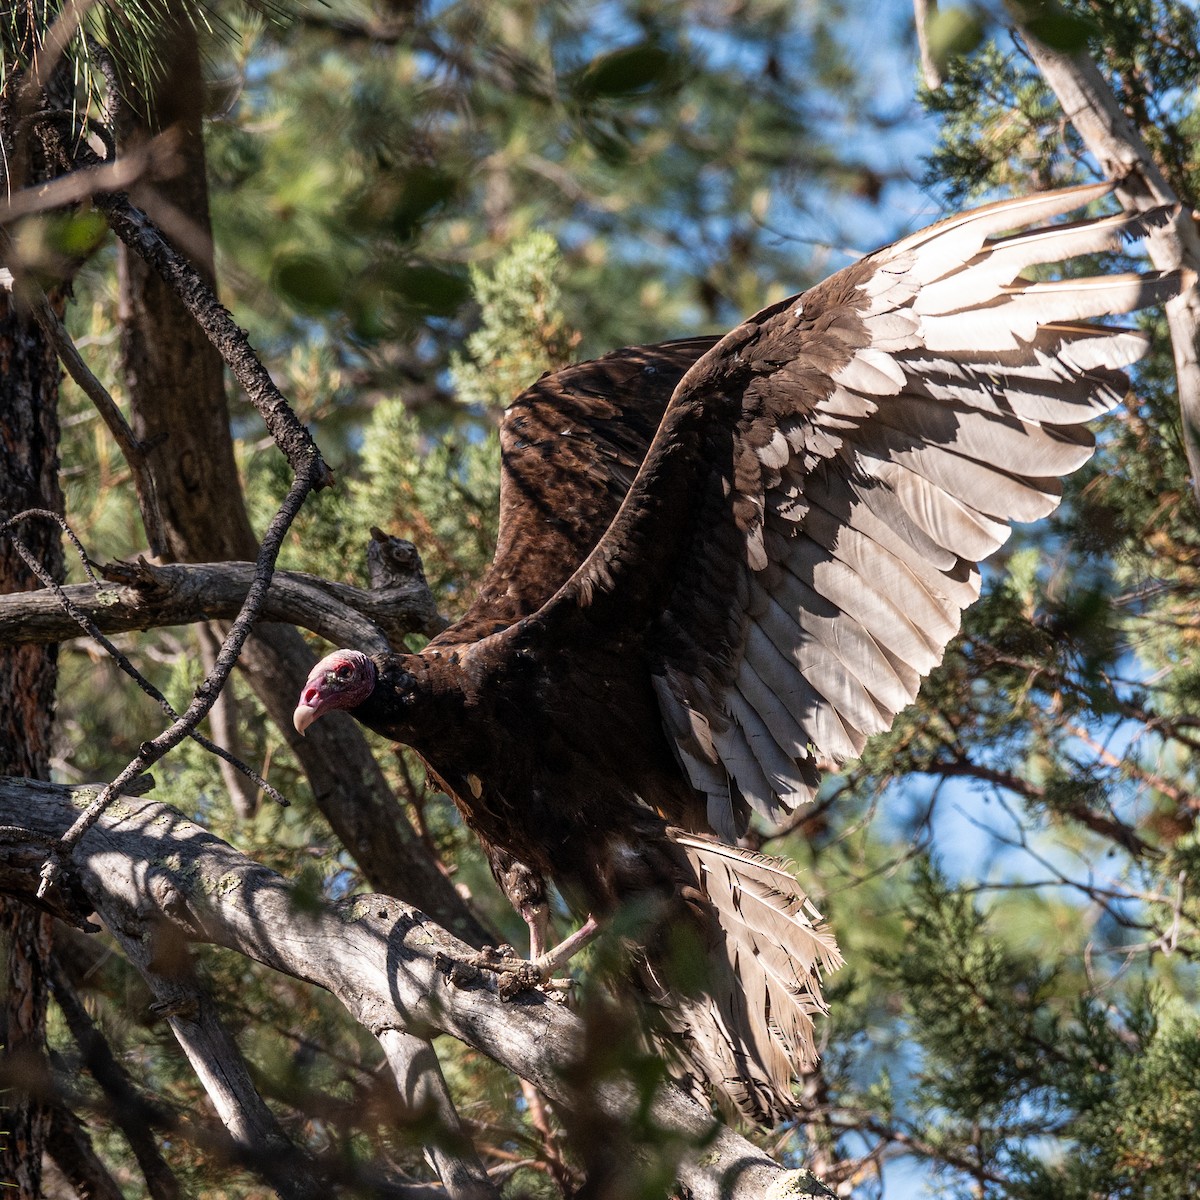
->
{"left": 498, "top": 962, "right": 545, "bottom": 998}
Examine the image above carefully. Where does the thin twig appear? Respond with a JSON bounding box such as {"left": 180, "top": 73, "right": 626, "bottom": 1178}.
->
{"left": 0, "top": 509, "right": 288, "bottom": 808}
{"left": 0, "top": 237, "right": 168, "bottom": 556}
{"left": 20, "top": 117, "right": 330, "bottom": 487}
{"left": 518, "top": 1079, "right": 577, "bottom": 1194}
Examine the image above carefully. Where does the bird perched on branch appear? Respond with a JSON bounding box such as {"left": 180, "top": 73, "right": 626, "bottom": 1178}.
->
{"left": 294, "top": 183, "right": 1186, "bottom": 1125}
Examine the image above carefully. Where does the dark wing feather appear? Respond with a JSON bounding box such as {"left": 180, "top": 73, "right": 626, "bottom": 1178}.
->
{"left": 429, "top": 337, "right": 717, "bottom": 647}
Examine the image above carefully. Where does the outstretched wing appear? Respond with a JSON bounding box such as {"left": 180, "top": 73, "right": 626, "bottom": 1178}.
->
{"left": 520, "top": 183, "right": 1186, "bottom": 839}
{"left": 430, "top": 337, "right": 716, "bottom": 647}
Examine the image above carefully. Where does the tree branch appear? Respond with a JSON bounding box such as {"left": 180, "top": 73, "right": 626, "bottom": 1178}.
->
{"left": 0, "top": 776, "right": 831, "bottom": 1200}
{"left": 377, "top": 1028, "right": 499, "bottom": 1200}
{"left": 929, "top": 753, "right": 1155, "bottom": 858}
{"left": 1010, "top": 16, "right": 1200, "bottom": 503}
{"left": 93, "top": 184, "right": 333, "bottom": 490}
{"left": 45, "top": 1103, "right": 126, "bottom": 1200}
{"left": 1, "top": 510, "right": 289, "bottom": 808}
{"left": 48, "top": 956, "right": 183, "bottom": 1200}
{"left": 912, "top": 0, "right": 944, "bottom": 90}
{"left": 0, "top": 557, "right": 444, "bottom": 652}
{"left": 97, "top": 902, "right": 328, "bottom": 1200}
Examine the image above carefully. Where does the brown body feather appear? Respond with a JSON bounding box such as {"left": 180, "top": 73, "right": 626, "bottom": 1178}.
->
{"left": 298, "top": 185, "right": 1191, "bottom": 1124}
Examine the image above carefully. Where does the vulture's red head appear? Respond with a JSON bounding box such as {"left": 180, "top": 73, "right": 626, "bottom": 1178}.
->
{"left": 293, "top": 649, "right": 377, "bottom": 735}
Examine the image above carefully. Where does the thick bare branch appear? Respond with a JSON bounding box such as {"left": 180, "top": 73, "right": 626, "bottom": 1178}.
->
{"left": 1011, "top": 18, "right": 1200, "bottom": 501}
{"left": 0, "top": 776, "right": 831, "bottom": 1200}
{"left": 0, "top": 558, "right": 443, "bottom": 652}
{"left": 378, "top": 1029, "right": 499, "bottom": 1200}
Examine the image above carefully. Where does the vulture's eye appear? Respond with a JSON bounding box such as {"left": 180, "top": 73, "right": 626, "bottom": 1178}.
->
{"left": 335, "top": 664, "right": 353, "bottom": 681}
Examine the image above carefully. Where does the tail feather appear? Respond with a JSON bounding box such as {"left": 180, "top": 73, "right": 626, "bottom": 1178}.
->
{"left": 657, "top": 830, "right": 843, "bottom": 1123}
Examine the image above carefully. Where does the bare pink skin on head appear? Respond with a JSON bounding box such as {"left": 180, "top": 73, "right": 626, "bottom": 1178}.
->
{"left": 293, "top": 649, "right": 377, "bottom": 735}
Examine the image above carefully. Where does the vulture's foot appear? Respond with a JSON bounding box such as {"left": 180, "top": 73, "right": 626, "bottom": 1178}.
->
{"left": 467, "top": 945, "right": 571, "bottom": 996}
{"left": 469, "top": 915, "right": 601, "bottom": 998}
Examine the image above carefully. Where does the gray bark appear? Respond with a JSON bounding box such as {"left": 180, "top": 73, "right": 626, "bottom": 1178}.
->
{"left": 0, "top": 558, "right": 442, "bottom": 652}
{"left": 0, "top": 776, "right": 831, "bottom": 1200}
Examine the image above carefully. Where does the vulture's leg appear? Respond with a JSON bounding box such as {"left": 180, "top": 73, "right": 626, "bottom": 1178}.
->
{"left": 472, "top": 847, "right": 604, "bottom": 992}
{"left": 523, "top": 898, "right": 550, "bottom": 961}
{"left": 534, "top": 914, "right": 600, "bottom": 975}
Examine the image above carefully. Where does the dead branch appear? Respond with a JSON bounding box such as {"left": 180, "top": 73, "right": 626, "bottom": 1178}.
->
{"left": 1010, "top": 16, "right": 1200, "bottom": 504}
{"left": 0, "top": 775, "right": 831, "bottom": 1200}
{"left": 0, "top": 557, "right": 443, "bottom": 652}
{"left": 378, "top": 1029, "right": 499, "bottom": 1200}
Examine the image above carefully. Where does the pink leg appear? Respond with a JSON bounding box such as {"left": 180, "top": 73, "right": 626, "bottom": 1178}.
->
{"left": 473, "top": 914, "right": 602, "bottom": 991}
{"left": 523, "top": 902, "right": 550, "bottom": 961}
{"left": 535, "top": 914, "right": 600, "bottom": 975}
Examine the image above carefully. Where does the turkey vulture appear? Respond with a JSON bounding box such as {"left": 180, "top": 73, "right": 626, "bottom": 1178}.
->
{"left": 294, "top": 183, "right": 1183, "bottom": 1123}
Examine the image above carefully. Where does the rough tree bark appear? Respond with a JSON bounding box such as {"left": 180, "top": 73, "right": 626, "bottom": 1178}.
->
{"left": 0, "top": 220, "right": 63, "bottom": 1200}
{"left": 0, "top": 54, "right": 68, "bottom": 1189}
{"left": 112, "top": 17, "right": 489, "bottom": 945}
